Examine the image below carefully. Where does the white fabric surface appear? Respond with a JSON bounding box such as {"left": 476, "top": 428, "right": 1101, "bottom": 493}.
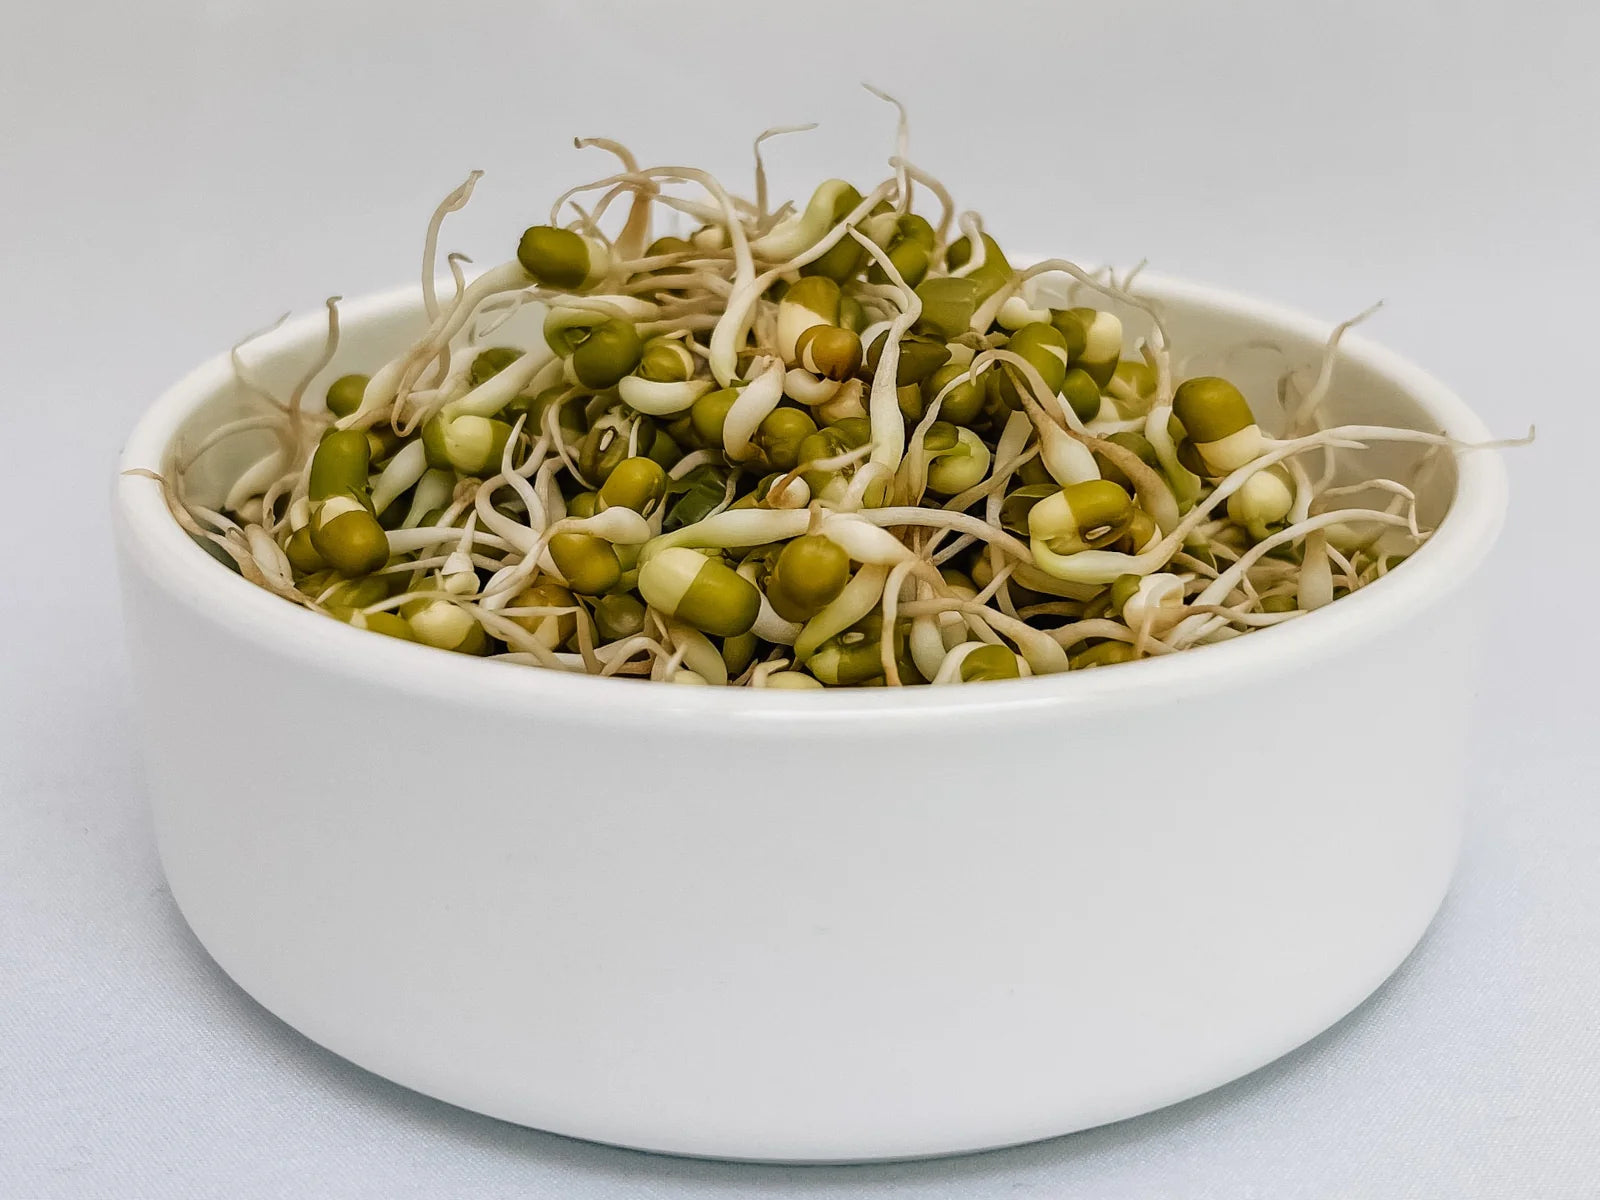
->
{"left": 2, "top": 2, "right": 1596, "bottom": 1195}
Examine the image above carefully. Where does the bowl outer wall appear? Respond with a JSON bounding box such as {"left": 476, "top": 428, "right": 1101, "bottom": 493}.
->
{"left": 113, "top": 274, "right": 1506, "bottom": 1161}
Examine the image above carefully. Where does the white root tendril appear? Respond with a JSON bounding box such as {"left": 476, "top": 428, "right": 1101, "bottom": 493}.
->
{"left": 423, "top": 171, "right": 483, "bottom": 321}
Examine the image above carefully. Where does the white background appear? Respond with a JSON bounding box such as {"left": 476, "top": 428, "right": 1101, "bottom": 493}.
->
{"left": 3, "top": 2, "right": 1597, "bottom": 1196}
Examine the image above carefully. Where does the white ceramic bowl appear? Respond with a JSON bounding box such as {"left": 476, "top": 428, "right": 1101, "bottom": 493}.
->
{"left": 114, "top": 275, "right": 1506, "bottom": 1163}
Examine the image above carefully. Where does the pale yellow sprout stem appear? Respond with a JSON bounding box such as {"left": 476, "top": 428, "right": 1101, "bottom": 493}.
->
{"left": 752, "top": 123, "right": 818, "bottom": 222}
{"left": 862, "top": 84, "right": 912, "bottom": 213}
{"left": 1286, "top": 301, "right": 1383, "bottom": 433}
{"left": 422, "top": 171, "right": 483, "bottom": 320}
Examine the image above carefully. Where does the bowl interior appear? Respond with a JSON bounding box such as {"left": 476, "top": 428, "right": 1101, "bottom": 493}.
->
{"left": 170, "top": 276, "right": 1458, "bottom": 530}
{"left": 120, "top": 270, "right": 1503, "bottom": 718}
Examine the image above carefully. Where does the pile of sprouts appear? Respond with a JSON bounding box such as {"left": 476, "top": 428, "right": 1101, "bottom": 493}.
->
{"left": 160, "top": 94, "right": 1506, "bottom": 688}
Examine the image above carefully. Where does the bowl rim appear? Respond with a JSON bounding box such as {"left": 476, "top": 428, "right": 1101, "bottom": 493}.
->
{"left": 114, "top": 272, "right": 1508, "bottom": 728}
